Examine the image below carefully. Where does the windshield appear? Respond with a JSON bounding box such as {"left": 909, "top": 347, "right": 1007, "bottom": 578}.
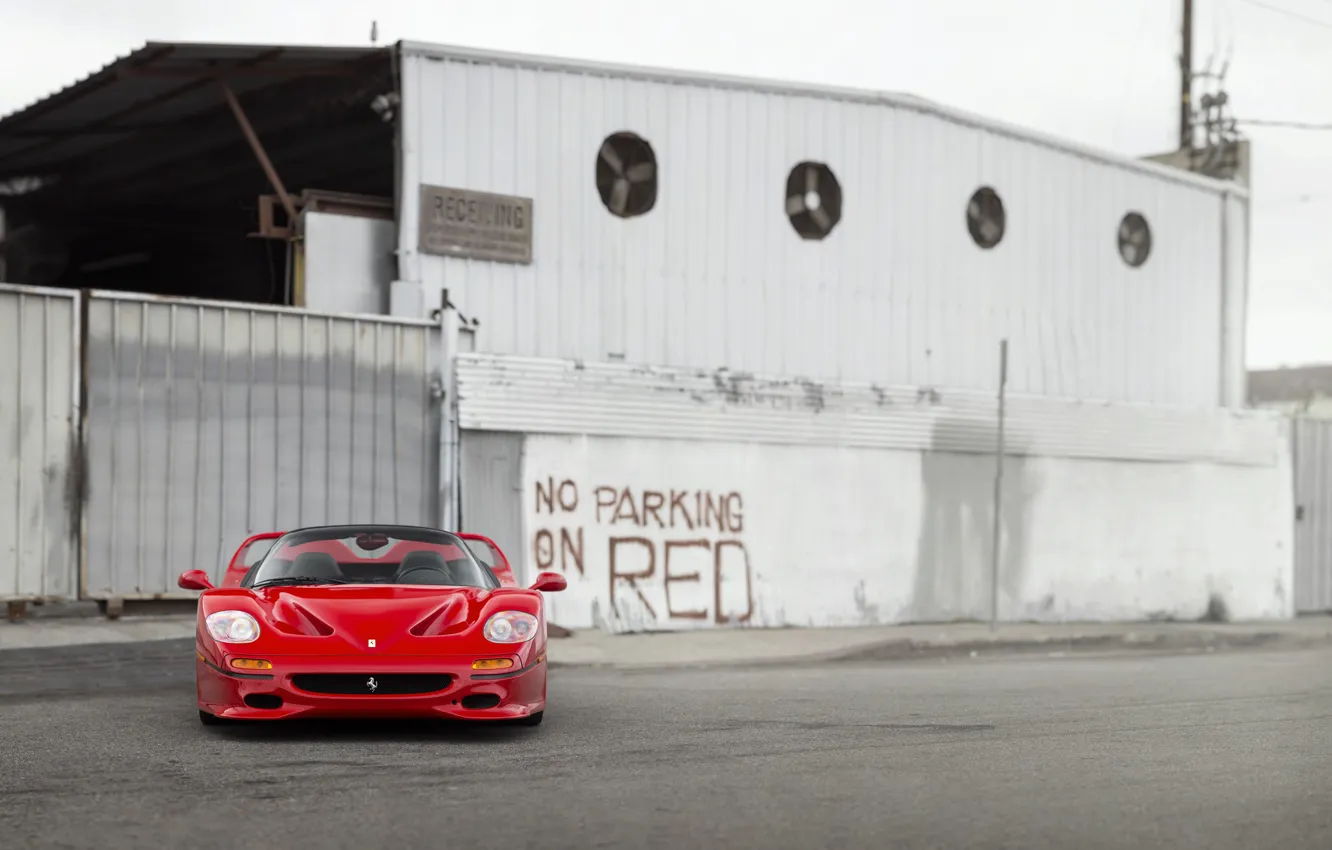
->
{"left": 242, "top": 526, "right": 499, "bottom": 589}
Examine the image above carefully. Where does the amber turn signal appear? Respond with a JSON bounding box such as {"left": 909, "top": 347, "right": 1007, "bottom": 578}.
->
{"left": 472, "top": 658, "right": 514, "bottom": 670}
{"left": 230, "top": 658, "right": 273, "bottom": 670}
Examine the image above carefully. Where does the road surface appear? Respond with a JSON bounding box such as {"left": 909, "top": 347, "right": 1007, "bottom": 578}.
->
{"left": 1, "top": 642, "right": 1329, "bottom": 849}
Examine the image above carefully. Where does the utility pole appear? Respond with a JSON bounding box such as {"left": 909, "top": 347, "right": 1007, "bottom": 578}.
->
{"left": 1180, "top": 0, "right": 1194, "bottom": 150}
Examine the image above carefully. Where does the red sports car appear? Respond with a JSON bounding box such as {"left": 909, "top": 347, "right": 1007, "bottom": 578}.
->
{"left": 178, "top": 524, "right": 566, "bottom": 726}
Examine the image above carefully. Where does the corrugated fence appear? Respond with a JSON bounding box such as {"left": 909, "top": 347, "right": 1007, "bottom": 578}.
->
{"left": 0, "top": 285, "right": 445, "bottom": 602}
{"left": 0, "top": 284, "right": 81, "bottom": 601}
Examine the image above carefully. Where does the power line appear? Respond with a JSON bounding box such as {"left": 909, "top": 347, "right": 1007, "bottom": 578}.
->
{"left": 1236, "top": 0, "right": 1332, "bottom": 29}
{"left": 1237, "top": 117, "right": 1332, "bottom": 129}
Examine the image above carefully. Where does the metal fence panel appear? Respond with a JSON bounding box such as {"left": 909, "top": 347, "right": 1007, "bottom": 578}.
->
{"left": 1294, "top": 417, "right": 1332, "bottom": 613}
{"left": 0, "top": 284, "right": 80, "bottom": 600}
{"left": 81, "top": 292, "right": 442, "bottom": 598}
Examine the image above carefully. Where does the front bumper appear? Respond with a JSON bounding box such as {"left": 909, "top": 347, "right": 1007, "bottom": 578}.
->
{"left": 196, "top": 650, "right": 546, "bottom": 721}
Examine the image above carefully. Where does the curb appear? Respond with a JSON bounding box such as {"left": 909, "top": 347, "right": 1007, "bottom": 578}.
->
{"left": 547, "top": 628, "right": 1332, "bottom": 671}
{"left": 823, "top": 629, "right": 1325, "bottom": 664}
{"left": 0, "top": 617, "right": 197, "bottom": 654}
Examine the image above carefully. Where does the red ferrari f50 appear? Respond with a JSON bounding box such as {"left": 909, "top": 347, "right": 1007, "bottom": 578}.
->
{"left": 179, "top": 525, "right": 566, "bottom": 726}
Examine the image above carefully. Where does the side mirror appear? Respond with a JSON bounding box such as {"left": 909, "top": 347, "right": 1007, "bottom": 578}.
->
{"left": 178, "top": 570, "right": 215, "bottom": 591}
{"left": 529, "top": 571, "right": 567, "bottom": 593}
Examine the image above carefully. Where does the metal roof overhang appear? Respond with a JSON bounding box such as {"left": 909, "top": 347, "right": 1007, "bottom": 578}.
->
{"left": 0, "top": 41, "right": 395, "bottom": 210}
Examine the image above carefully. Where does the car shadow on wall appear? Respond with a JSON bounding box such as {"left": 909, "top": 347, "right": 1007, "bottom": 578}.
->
{"left": 910, "top": 412, "right": 1037, "bottom": 623}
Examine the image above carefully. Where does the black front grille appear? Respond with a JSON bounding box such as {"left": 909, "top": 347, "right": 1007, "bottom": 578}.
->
{"left": 291, "top": 673, "right": 452, "bottom": 695}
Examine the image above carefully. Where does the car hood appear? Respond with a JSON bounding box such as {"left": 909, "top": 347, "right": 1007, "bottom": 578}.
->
{"left": 250, "top": 585, "right": 500, "bottom": 648}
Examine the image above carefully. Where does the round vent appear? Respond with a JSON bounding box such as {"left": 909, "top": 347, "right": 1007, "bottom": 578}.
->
{"left": 1117, "top": 212, "right": 1152, "bottom": 268}
{"left": 966, "top": 187, "right": 1005, "bottom": 249}
{"left": 596, "top": 132, "right": 657, "bottom": 218}
{"left": 785, "top": 161, "right": 842, "bottom": 240}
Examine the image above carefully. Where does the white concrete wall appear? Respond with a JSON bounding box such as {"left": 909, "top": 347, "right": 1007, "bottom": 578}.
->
{"left": 523, "top": 435, "right": 1293, "bottom": 632}
{"left": 454, "top": 352, "right": 1292, "bottom": 632}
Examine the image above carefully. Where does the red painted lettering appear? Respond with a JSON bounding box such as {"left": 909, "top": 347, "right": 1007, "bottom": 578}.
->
{"left": 714, "top": 540, "right": 753, "bottom": 624}
{"left": 612, "top": 487, "right": 642, "bottom": 526}
{"left": 669, "top": 490, "right": 694, "bottom": 529}
{"left": 642, "top": 490, "right": 666, "bottom": 528}
{"left": 560, "top": 527, "right": 584, "bottom": 576}
{"left": 663, "top": 539, "right": 709, "bottom": 620}
{"left": 725, "top": 492, "right": 744, "bottom": 533}
{"left": 533, "top": 529, "right": 554, "bottom": 571}
{"left": 609, "top": 536, "right": 656, "bottom": 619}
{"left": 594, "top": 486, "right": 618, "bottom": 523}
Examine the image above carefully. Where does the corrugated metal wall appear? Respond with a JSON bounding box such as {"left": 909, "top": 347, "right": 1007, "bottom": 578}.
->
{"left": 398, "top": 45, "right": 1240, "bottom": 409}
{"left": 1293, "top": 417, "right": 1332, "bottom": 612}
{"left": 0, "top": 284, "right": 80, "bottom": 600}
{"left": 454, "top": 354, "right": 1280, "bottom": 467}
{"left": 81, "top": 292, "right": 444, "bottom": 597}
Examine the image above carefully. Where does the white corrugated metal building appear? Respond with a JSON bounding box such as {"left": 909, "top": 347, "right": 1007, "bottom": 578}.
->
{"left": 392, "top": 42, "right": 1249, "bottom": 410}
{"left": 380, "top": 42, "right": 1286, "bottom": 633}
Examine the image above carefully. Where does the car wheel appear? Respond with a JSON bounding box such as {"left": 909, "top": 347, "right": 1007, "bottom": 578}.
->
{"left": 198, "top": 709, "right": 226, "bottom": 726}
{"left": 517, "top": 710, "right": 544, "bottom": 727}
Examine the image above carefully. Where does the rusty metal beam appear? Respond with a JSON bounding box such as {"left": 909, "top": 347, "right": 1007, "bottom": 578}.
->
{"left": 251, "top": 195, "right": 292, "bottom": 239}
{"left": 300, "top": 190, "right": 393, "bottom": 219}
{"left": 220, "top": 82, "right": 298, "bottom": 225}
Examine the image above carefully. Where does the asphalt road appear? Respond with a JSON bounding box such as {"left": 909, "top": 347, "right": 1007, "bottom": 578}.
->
{"left": 1, "top": 643, "right": 1330, "bottom": 850}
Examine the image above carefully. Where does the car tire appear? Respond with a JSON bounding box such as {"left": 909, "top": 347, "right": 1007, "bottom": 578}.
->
{"left": 517, "top": 710, "right": 544, "bottom": 727}
{"left": 198, "top": 709, "right": 226, "bottom": 726}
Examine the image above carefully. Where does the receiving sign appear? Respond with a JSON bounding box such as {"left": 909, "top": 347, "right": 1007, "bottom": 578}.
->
{"left": 418, "top": 184, "right": 533, "bottom": 265}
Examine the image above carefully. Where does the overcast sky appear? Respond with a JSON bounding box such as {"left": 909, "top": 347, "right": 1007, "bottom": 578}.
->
{"left": 2, "top": 0, "right": 1329, "bottom": 368}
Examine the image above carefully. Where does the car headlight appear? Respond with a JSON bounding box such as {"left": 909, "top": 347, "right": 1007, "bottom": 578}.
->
{"left": 483, "top": 611, "right": 538, "bottom": 644}
{"left": 205, "top": 610, "right": 261, "bottom": 643}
